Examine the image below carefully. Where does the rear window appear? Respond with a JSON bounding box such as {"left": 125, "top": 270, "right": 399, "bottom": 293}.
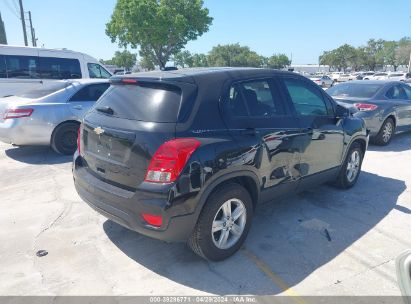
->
{"left": 327, "top": 83, "right": 383, "bottom": 98}
{"left": 18, "top": 82, "right": 70, "bottom": 98}
{"left": 95, "top": 83, "right": 182, "bottom": 122}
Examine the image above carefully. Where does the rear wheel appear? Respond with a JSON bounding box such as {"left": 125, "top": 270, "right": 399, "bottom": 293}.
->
{"left": 51, "top": 122, "right": 79, "bottom": 155}
{"left": 188, "top": 183, "right": 253, "bottom": 261}
{"left": 334, "top": 142, "right": 363, "bottom": 189}
{"left": 374, "top": 118, "right": 395, "bottom": 146}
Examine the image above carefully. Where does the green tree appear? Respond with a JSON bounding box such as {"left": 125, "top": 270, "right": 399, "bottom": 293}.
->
{"left": 363, "top": 39, "right": 385, "bottom": 70}
{"left": 319, "top": 44, "right": 357, "bottom": 71}
{"left": 191, "top": 53, "right": 209, "bottom": 67}
{"left": 381, "top": 40, "right": 399, "bottom": 71}
{"left": 174, "top": 50, "right": 194, "bottom": 68}
{"left": 207, "top": 43, "right": 263, "bottom": 67}
{"left": 0, "top": 13, "right": 7, "bottom": 45}
{"left": 112, "top": 50, "right": 137, "bottom": 71}
{"left": 106, "top": 0, "right": 213, "bottom": 69}
{"left": 395, "top": 37, "right": 411, "bottom": 67}
{"left": 139, "top": 55, "right": 155, "bottom": 71}
{"left": 266, "top": 54, "right": 291, "bottom": 69}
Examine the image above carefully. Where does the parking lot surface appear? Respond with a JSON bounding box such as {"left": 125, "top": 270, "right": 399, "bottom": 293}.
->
{"left": 1, "top": 134, "right": 411, "bottom": 296}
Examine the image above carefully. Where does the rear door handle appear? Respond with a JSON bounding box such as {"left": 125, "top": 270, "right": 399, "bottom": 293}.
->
{"left": 73, "top": 105, "right": 83, "bottom": 110}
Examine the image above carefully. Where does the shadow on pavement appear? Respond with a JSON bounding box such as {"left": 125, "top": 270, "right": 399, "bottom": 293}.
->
{"left": 368, "top": 131, "right": 411, "bottom": 153}
{"left": 103, "top": 171, "right": 406, "bottom": 295}
{"left": 4, "top": 145, "right": 72, "bottom": 165}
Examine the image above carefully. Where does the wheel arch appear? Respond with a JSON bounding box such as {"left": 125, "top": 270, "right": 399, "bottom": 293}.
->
{"left": 50, "top": 120, "right": 80, "bottom": 145}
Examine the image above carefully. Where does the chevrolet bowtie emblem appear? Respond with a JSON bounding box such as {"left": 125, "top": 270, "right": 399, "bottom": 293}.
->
{"left": 94, "top": 127, "right": 105, "bottom": 135}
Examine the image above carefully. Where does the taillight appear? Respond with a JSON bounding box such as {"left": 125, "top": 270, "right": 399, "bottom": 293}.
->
{"left": 4, "top": 108, "right": 33, "bottom": 119}
{"left": 141, "top": 213, "right": 163, "bottom": 227}
{"left": 354, "top": 103, "right": 378, "bottom": 111}
{"left": 145, "top": 138, "right": 201, "bottom": 183}
{"left": 77, "top": 125, "right": 82, "bottom": 154}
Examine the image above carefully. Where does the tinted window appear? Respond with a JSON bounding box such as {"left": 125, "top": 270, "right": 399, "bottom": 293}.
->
{"left": 70, "top": 83, "right": 110, "bottom": 102}
{"left": 5, "top": 55, "right": 39, "bottom": 78}
{"left": 327, "top": 83, "right": 382, "bottom": 98}
{"left": 225, "top": 79, "right": 285, "bottom": 117}
{"left": 0, "top": 55, "right": 6, "bottom": 78}
{"left": 386, "top": 85, "right": 407, "bottom": 100}
{"left": 39, "top": 57, "right": 82, "bottom": 79}
{"left": 95, "top": 83, "right": 182, "bottom": 122}
{"left": 403, "top": 85, "right": 411, "bottom": 100}
{"left": 18, "top": 82, "right": 70, "bottom": 98}
{"left": 283, "top": 78, "right": 329, "bottom": 116}
{"left": 87, "top": 63, "right": 111, "bottom": 79}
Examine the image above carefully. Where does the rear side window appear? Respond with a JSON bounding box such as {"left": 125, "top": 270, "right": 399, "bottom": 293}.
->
{"left": 88, "top": 63, "right": 111, "bottom": 79}
{"left": 283, "top": 78, "right": 330, "bottom": 116}
{"left": 402, "top": 85, "right": 411, "bottom": 100}
{"left": 5, "top": 55, "right": 39, "bottom": 78}
{"left": 95, "top": 83, "right": 182, "bottom": 122}
{"left": 70, "top": 83, "right": 110, "bottom": 102}
{"left": 225, "top": 79, "right": 285, "bottom": 117}
{"left": 386, "top": 85, "right": 407, "bottom": 100}
{"left": 0, "top": 55, "right": 6, "bottom": 78}
{"left": 39, "top": 57, "right": 82, "bottom": 79}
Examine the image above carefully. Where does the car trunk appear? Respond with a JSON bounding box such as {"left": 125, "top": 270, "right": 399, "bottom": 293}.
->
{"left": 80, "top": 79, "right": 196, "bottom": 190}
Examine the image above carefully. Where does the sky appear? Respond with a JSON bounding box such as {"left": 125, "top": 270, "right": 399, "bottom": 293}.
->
{"left": 0, "top": 0, "right": 410, "bottom": 64}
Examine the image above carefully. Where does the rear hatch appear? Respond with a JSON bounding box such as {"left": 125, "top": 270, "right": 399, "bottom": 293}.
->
{"left": 80, "top": 78, "right": 197, "bottom": 190}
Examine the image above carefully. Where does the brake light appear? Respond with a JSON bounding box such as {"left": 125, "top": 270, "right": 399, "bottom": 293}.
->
{"left": 145, "top": 138, "right": 201, "bottom": 183}
{"left": 77, "top": 125, "right": 82, "bottom": 154}
{"left": 141, "top": 213, "right": 163, "bottom": 227}
{"left": 354, "top": 103, "right": 378, "bottom": 111}
{"left": 122, "top": 78, "right": 138, "bottom": 84}
{"left": 4, "top": 108, "right": 33, "bottom": 119}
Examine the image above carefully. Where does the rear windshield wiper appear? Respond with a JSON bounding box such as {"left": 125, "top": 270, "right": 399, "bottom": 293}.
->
{"left": 96, "top": 106, "right": 114, "bottom": 115}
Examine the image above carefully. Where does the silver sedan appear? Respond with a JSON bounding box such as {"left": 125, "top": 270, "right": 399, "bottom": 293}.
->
{"left": 327, "top": 80, "right": 411, "bottom": 145}
{"left": 0, "top": 79, "right": 110, "bottom": 154}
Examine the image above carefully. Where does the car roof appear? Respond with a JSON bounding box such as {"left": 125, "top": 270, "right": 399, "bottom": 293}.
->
{"left": 117, "top": 67, "right": 297, "bottom": 84}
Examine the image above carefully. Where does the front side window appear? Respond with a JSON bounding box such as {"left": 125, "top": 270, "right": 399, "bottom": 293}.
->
{"left": 40, "top": 57, "right": 82, "bottom": 79}
{"left": 225, "top": 79, "right": 285, "bottom": 118}
{"left": 87, "top": 63, "right": 111, "bottom": 79}
{"left": 402, "top": 85, "right": 411, "bottom": 100}
{"left": 386, "top": 85, "right": 407, "bottom": 100}
{"left": 5, "top": 55, "right": 39, "bottom": 79}
{"left": 283, "top": 78, "right": 329, "bottom": 116}
{"left": 69, "top": 83, "right": 110, "bottom": 102}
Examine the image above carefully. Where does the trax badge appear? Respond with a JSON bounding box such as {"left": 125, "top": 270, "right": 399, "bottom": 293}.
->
{"left": 94, "top": 127, "right": 105, "bottom": 136}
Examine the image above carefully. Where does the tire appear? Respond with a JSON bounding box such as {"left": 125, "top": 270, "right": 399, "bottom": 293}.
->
{"left": 373, "top": 118, "right": 395, "bottom": 146}
{"left": 334, "top": 142, "right": 364, "bottom": 189}
{"left": 51, "top": 122, "right": 80, "bottom": 155}
{"left": 188, "top": 183, "right": 253, "bottom": 261}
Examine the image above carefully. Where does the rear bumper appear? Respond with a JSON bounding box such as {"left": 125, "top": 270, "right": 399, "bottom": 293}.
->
{"left": 73, "top": 155, "right": 199, "bottom": 242}
{"left": 0, "top": 117, "right": 52, "bottom": 145}
{"left": 353, "top": 112, "right": 383, "bottom": 137}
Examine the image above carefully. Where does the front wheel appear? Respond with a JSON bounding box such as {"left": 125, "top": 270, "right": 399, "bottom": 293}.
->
{"left": 334, "top": 142, "right": 364, "bottom": 189}
{"left": 188, "top": 183, "right": 253, "bottom": 261}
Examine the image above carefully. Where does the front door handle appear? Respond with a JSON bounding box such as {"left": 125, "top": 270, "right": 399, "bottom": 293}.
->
{"left": 72, "top": 105, "right": 83, "bottom": 110}
{"left": 242, "top": 128, "right": 257, "bottom": 136}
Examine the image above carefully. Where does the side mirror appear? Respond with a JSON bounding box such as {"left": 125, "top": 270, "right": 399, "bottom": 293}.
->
{"left": 396, "top": 250, "right": 411, "bottom": 303}
{"left": 335, "top": 104, "right": 350, "bottom": 119}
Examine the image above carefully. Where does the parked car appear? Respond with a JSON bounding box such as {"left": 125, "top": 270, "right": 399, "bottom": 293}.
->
{"left": 73, "top": 68, "right": 368, "bottom": 261}
{"left": 0, "top": 45, "right": 112, "bottom": 97}
{"left": 327, "top": 80, "right": 411, "bottom": 145}
{"left": 349, "top": 72, "right": 364, "bottom": 81}
{"left": 368, "top": 72, "right": 388, "bottom": 80}
{"left": 307, "top": 75, "right": 334, "bottom": 87}
{"left": 362, "top": 71, "right": 375, "bottom": 80}
{"left": 331, "top": 72, "right": 343, "bottom": 82}
{"left": 338, "top": 73, "right": 352, "bottom": 82}
{"left": 0, "top": 79, "right": 110, "bottom": 154}
{"left": 388, "top": 72, "right": 409, "bottom": 82}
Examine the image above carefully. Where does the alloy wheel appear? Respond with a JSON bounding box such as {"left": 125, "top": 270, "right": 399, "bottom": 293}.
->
{"left": 382, "top": 122, "right": 393, "bottom": 143}
{"left": 346, "top": 150, "right": 361, "bottom": 183}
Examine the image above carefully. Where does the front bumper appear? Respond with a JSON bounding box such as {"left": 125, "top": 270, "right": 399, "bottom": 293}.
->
{"left": 73, "top": 155, "right": 199, "bottom": 242}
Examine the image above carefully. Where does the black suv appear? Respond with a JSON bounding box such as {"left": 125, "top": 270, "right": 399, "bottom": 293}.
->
{"left": 73, "top": 68, "right": 368, "bottom": 261}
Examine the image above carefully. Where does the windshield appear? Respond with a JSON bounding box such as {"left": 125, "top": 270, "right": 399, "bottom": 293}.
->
{"left": 327, "top": 83, "right": 383, "bottom": 98}
{"left": 18, "top": 82, "right": 70, "bottom": 98}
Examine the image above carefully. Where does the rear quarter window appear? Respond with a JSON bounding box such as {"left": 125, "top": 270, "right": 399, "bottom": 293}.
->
{"left": 95, "top": 83, "right": 182, "bottom": 122}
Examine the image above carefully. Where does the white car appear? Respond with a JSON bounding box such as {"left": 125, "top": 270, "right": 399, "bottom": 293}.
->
{"left": 361, "top": 71, "right": 375, "bottom": 80}
{"left": 307, "top": 75, "right": 334, "bottom": 87}
{"left": 388, "top": 72, "right": 409, "bottom": 82}
{"left": 367, "top": 72, "right": 388, "bottom": 80}
{"left": 0, "top": 45, "right": 112, "bottom": 97}
{"left": 330, "top": 72, "right": 343, "bottom": 82}
{"left": 338, "top": 73, "right": 352, "bottom": 82}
